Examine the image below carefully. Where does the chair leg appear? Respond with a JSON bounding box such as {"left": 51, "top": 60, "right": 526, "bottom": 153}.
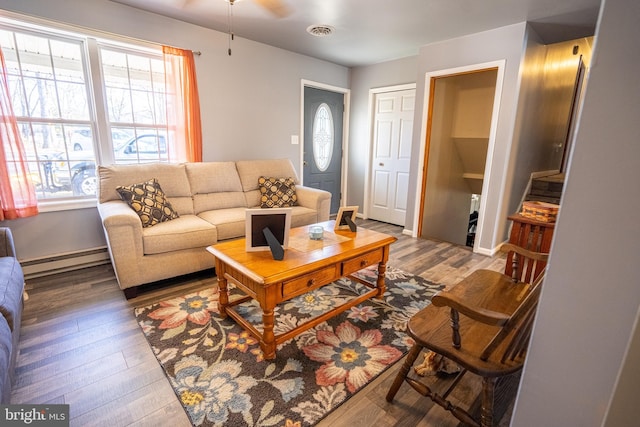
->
{"left": 480, "top": 377, "right": 497, "bottom": 427}
{"left": 386, "top": 344, "right": 423, "bottom": 402}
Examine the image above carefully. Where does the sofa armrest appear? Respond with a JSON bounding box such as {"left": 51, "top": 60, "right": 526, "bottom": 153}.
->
{"left": 97, "top": 201, "right": 145, "bottom": 285}
{"left": 295, "top": 186, "right": 331, "bottom": 222}
{"left": 0, "top": 228, "right": 16, "bottom": 259}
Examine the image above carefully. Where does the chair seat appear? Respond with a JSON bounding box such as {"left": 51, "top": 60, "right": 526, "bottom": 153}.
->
{"left": 408, "top": 269, "right": 532, "bottom": 377}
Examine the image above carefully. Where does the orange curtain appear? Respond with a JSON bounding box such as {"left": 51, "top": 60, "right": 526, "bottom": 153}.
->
{"left": 162, "top": 46, "right": 203, "bottom": 162}
{"left": 0, "top": 47, "right": 38, "bottom": 221}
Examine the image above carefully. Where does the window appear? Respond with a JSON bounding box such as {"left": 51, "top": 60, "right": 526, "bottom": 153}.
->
{"left": 0, "top": 27, "right": 95, "bottom": 200}
{"left": 312, "top": 103, "right": 334, "bottom": 171}
{"left": 100, "top": 47, "right": 168, "bottom": 163}
{"left": 0, "top": 20, "right": 170, "bottom": 201}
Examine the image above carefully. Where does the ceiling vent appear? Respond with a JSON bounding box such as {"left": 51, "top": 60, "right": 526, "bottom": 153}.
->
{"left": 307, "top": 25, "right": 334, "bottom": 37}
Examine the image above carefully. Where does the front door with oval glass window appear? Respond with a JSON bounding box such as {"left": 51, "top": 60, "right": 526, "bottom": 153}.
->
{"left": 303, "top": 86, "right": 344, "bottom": 214}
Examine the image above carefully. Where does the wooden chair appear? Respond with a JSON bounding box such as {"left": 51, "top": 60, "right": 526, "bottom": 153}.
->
{"left": 506, "top": 214, "right": 555, "bottom": 279}
{"left": 386, "top": 243, "right": 549, "bottom": 427}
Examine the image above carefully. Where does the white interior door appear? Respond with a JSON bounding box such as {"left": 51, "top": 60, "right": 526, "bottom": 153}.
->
{"left": 368, "top": 88, "right": 415, "bottom": 226}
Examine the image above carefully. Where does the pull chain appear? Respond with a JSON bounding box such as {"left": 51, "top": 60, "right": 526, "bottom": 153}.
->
{"left": 228, "top": 0, "right": 234, "bottom": 56}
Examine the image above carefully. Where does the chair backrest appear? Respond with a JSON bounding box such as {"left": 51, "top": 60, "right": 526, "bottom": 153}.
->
{"left": 482, "top": 243, "right": 548, "bottom": 363}
{"left": 501, "top": 242, "right": 548, "bottom": 284}
{"left": 478, "top": 243, "right": 548, "bottom": 362}
{"left": 504, "top": 217, "right": 553, "bottom": 278}
{"left": 480, "top": 268, "right": 545, "bottom": 362}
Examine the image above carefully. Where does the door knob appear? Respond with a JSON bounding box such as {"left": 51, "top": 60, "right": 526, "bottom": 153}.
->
{"left": 379, "top": 162, "right": 384, "bottom": 166}
{"left": 303, "top": 160, "right": 308, "bottom": 166}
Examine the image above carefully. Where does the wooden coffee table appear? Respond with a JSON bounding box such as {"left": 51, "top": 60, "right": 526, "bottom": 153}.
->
{"left": 206, "top": 220, "right": 397, "bottom": 359}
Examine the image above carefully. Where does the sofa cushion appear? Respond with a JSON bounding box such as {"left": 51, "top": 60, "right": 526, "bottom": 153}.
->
{"left": 0, "top": 257, "right": 24, "bottom": 332}
{"left": 244, "top": 189, "right": 261, "bottom": 209}
{"left": 259, "top": 176, "right": 298, "bottom": 208}
{"left": 193, "top": 192, "right": 248, "bottom": 214}
{"left": 186, "top": 162, "right": 248, "bottom": 214}
{"left": 236, "top": 159, "right": 299, "bottom": 192}
{"left": 142, "top": 215, "right": 217, "bottom": 255}
{"left": 0, "top": 315, "right": 11, "bottom": 403}
{"left": 98, "top": 163, "right": 194, "bottom": 215}
{"left": 289, "top": 206, "right": 320, "bottom": 228}
{"left": 117, "top": 178, "right": 180, "bottom": 228}
{"left": 185, "top": 162, "right": 243, "bottom": 193}
{"left": 198, "top": 208, "right": 248, "bottom": 241}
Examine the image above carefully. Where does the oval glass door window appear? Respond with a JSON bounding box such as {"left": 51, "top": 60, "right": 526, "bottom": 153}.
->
{"left": 312, "top": 103, "right": 334, "bottom": 171}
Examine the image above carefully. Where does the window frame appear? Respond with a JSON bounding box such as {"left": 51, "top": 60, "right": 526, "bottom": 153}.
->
{"left": 312, "top": 102, "right": 335, "bottom": 172}
{"left": 94, "top": 41, "right": 170, "bottom": 166}
{"left": 0, "top": 15, "right": 170, "bottom": 211}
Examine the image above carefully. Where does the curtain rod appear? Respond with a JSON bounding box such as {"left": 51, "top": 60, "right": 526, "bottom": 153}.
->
{"left": 0, "top": 11, "right": 202, "bottom": 57}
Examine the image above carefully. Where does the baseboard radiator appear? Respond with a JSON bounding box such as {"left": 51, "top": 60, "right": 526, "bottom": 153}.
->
{"left": 20, "top": 247, "right": 111, "bottom": 279}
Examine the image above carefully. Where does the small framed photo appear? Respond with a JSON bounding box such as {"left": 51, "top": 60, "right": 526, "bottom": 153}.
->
{"left": 334, "top": 206, "right": 358, "bottom": 230}
{"left": 245, "top": 208, "right": 292, "bottom": 252}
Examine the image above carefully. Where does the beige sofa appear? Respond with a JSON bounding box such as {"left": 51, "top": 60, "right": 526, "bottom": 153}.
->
{"left": 97, "top": 159, "right": 331, "bottom": 298}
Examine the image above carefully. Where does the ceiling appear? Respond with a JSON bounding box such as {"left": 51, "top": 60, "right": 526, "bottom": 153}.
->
{"left": 109, "top": 0, "right": 601, "bottom": 67}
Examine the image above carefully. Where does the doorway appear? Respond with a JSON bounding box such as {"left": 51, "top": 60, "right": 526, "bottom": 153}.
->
{"left": 367, "top": 85, "right": 415, "bottom": 226}
{"left": 418, "top": 66, "right": 501, "bottom": 249}
{"left": 302, "top": 85, "right": 345, "bottom": 215}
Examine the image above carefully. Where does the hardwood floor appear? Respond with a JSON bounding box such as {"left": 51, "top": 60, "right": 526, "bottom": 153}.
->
{"left": 12, "top": 220, "right": 512, "bottom": 426}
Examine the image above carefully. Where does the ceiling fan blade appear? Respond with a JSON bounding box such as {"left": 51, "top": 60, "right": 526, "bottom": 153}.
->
{"left": 254, "top": 0, "right": 291, "bottom": 18}
{"left": 178, "top": 0, "right": 195, "bottom": 8}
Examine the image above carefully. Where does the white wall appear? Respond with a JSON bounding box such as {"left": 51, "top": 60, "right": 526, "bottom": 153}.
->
{"left": 347, "top": 56, "right": 419, "bottom": 210}
{"left": 512, "top": 0, "right": 640, "bottom": 424}
{"left": 0, "top": 0, "right": 349, "bottom": 260}
{"left": 604, "top": 307, "right": 640, "bottom": 427}
{"left": 503, "top": 26, "right": 549, "bottom": 218}
{"left": 407, "top": 23, "right": 528, "bottom": 253}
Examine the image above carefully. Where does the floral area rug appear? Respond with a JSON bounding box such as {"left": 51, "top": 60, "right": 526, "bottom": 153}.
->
{"left": 134, "top": 266, "right": 444, "bottom": 427}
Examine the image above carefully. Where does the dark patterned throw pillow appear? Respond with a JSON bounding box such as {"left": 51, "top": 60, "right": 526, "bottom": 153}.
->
{"left": 116, "top": 178, "right": 179, "bottom": 227}
{"left": 258, "top": 176, "right": 298, "bottom": 208}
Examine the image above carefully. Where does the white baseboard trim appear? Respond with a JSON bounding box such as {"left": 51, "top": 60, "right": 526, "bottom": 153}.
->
{"left": 475, "top": 246, "right": 497, "bottom": 257}
{"left": 21, "top": 246, "right": 111, "bottom": 279}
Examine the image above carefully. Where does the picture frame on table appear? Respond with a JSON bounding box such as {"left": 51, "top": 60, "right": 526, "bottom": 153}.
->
{"left": 334, "top": 206, "right": 358, "bottom": 231}
{"left": 245, "top": 208, "right": 292, "bottom": 254}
